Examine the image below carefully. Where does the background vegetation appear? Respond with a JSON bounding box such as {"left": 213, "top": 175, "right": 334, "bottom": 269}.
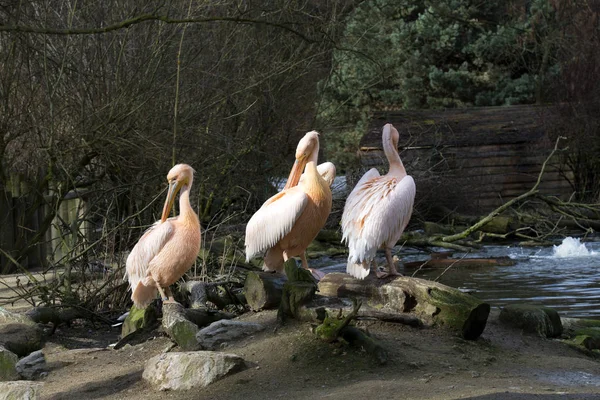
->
{"left": 0, "top": 0, "right": 599, "bottom": 313}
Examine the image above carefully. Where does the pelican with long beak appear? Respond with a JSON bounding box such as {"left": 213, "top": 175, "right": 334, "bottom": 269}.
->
{"left": 125, "top": 164, "right": 201, "bottom": 308}
{"left": 245, "top": 131, "right": 333, "bottom": 278}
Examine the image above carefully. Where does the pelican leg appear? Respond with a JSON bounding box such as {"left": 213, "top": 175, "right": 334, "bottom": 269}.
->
{"left": 157, "top": 285, "right": 169, "bottom": 301}
{"left": 301, "top": 252, "right": 325, "bottom": 281}
{"left": 164, "top": 286, "right": 176, "bottom": 303}
{"left": 376, "top": 247, "right": 403, "bottom": 278}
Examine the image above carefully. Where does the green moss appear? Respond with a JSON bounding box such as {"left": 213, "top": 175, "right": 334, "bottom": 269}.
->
{"left": 171, "top": 321, "right": 200, "bottom": 351}
{"left": 0, "top": 348, "right": 18, "bottom": 381}
{"left": 499, "top": 304, "right": 563, "bottom": 338}
{"left": 121, "top": 304, "right": 158, "bottom": 337}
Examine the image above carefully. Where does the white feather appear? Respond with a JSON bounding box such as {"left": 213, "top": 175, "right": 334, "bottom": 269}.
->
{"left": 341, "top": 171, "right": 416, "bottom": 279}
{"left": 125, "top": 220, "right": 174, "bottom": 291}
{"left": 245, "top": 187, "right": 308, "bottom": 260}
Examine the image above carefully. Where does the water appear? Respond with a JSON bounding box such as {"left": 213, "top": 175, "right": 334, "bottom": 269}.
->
{"left": 314, "top": 237, "right": 600, "bottom": 319}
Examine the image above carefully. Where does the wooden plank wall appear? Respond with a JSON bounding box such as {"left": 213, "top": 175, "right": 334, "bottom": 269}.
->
{"left": 1, "top": 177, "right": 89, "bottom": 273}
{"left": 359, "top": 105, "right": 574, "bottom": 216}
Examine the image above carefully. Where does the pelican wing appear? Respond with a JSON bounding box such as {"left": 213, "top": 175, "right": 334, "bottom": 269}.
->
{"left": 342, "top": 173, "right": 416, "bottom": 264}
{"left": 125, "top": 220, "right": 175, "bottom": 290}
{"left": 245, "top": 187, "right": 308, "bottom": 260}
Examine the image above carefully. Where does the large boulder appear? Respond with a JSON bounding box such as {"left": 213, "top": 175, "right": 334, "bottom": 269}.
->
{"left": 499, "top": 304, "right": 563, "bottom": 338}
{"left": 0, "top": 346, "right": 18, "bottom": 381}
{"left": 0, "top": 324, "right": 43, "bottom": 358}
{"left": 0, "top": 307, "right": 43, "bottom": 357}
{"left": 196, "top": 320, "right": 265, "bottom": 350}
{"left": 0, "top": 381, "right": 44, "bottom": 400}
{"left": 143, "top": 351, "right": 246, "bottom": 390}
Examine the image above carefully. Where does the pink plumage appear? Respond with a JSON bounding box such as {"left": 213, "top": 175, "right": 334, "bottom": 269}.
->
{"left": 125, "top": 164, "right": 201, "bottom": 308}
{"left": 341, "top": 124, "right": 416, "bottom": 279}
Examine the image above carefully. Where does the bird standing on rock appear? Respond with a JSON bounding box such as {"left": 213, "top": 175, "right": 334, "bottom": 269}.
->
{"left": 245, "top": 131, "right": 333, "bottom": 279}
{"left": 342, "top": 123, "right": 416, "bottom": 279}
{"left": 125, "top": 164, "right": 201, "bottom": 308}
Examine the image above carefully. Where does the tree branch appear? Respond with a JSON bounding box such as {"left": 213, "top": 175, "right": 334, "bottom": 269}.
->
{"left": 0, "top": 14, "right": 317, "bottom": 43}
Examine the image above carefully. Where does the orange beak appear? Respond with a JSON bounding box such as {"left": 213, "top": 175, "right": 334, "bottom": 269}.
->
{"left": 161, "top": 180, "right": 181, "bottom": 222}
{"left": 283, "top": 157, "right": 308, "bottom": 190}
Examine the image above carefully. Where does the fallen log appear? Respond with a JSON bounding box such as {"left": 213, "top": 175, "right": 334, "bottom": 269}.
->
{"left": 318, "top": 273, "right": 489, "bottom": 340}
{"left": 403, "top": 256, "right": 515, "bottom": 270}
{"left": 243, "top": 271, "right": 287, "bottom": 311}
{"left": 298, "top": 295, "right": 423, "bottom": 328}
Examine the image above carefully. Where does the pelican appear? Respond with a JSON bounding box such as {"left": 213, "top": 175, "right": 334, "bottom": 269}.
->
{"left": 245, "top": 131, "right": 333, "bottom": 278}
{"left": 125, "top": 164, "right": 201, "bottom": 308}
{"left": 341, "top": 123, "right": 415, "bottom": 279}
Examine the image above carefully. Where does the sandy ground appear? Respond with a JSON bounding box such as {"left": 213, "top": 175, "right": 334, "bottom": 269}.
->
{"left": 32, "top": 307, "right": 600, "bottom": 400}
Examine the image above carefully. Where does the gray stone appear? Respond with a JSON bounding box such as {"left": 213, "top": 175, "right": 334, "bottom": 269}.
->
{"left": 0, "top": 324, "right": 43, "bottom": 357}
{"left": 0, "top": 381, "right": 44, "bottom": 400}
{"left": 0, "top": 346, "right": 19, "bottom": 381}
{"left": 196, "top": 320, "right": 265, "bottom": 350}
{"left": 15, "top": 350, "right": 46, "bottom": 380}
{"left": 0, "top": 308, "right": 33, "bottom": 325}
{"left": 142, "top": 351, "right": 246, "bottom": 390}
{"left": 499, "top": 304, "right": 563, "bottom": 338}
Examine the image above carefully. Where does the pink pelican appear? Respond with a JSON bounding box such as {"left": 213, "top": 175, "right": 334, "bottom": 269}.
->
{"left": 341, "top": 123, "right": 415, "bottom": 279}
{"left": 245, "top": 131, "right": 333, "bottom": 278}
{"left": 125, "top": 164, "right": 201, "bottom": 308}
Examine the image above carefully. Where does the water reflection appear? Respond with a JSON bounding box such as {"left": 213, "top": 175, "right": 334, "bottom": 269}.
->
{"left": 314, "top": 238, "right": 600, "bottom": 319}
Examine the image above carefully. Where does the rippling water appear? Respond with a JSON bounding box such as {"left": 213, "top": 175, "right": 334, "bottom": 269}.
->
{"left": 314, "top": 237, "right": 600, "bottom": 319}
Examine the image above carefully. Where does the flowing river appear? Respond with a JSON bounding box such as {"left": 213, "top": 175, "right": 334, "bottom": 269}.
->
{"left": 314, "top": 237, "right": 600, "bottom": 319}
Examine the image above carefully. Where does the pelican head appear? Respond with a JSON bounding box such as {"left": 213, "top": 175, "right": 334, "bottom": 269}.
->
{"left": 383, "top": 123, "right": 399, "bottom": 149}
{"left": 284, "top": 131, "right": 320, "bottom": 190}
{"left": 161, "top": 164, "right": 195, "bottom": 222}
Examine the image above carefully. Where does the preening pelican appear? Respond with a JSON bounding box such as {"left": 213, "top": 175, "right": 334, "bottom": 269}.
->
{"left": 245, "top": 131, "right": 333, "bottom": 277}
{"left": 126, "top": 164, "right": 201, "bottom": 308}
{"left": 341, "top": 124, "right": 415, "bottom": 279}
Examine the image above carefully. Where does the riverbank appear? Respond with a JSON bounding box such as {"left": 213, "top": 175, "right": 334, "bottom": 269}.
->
{"left": 38, "top": 308, "right": 600, "bottom": 400}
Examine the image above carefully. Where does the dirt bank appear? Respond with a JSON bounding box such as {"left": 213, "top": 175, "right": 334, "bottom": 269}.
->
{"left": 38, "top": 308, "right": 600, "bottom": 400}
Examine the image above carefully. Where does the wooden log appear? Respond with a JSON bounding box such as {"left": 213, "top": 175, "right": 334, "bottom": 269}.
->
{"left": 183, "top": 309, "right": 235, "bottom": 327}
{"left": 318, "top": 273, "right": 490, "bottom": 340}
{"left": 244, "top": 271, "right": 287, "bottom": 311}
{"left": 340, "top": 326, "right": 388, "bottom": 365}
{"left": 277, "top": 260, "right": 317, "bottom": 322}
{"left": 403, "top": 256, "right": 515, "bottom": 270}
{"left": 298, "top": 295, "right": 423, "bottom": 327}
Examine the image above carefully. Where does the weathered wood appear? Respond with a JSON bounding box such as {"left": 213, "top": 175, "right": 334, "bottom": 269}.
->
{"left": 277, "top": 260, "right": 317, "bottom": 323}
{"left": 403, "top": 256, "right": 515, "bottom": 269}
{"left": 244, "top": 271, "right": 287, "bottom": 311}
{"left": 340, "top": 326, "right": 388, "bottom": 365}
{"left": 298, "top": 295, "right": 423, "bottom": 327}
{"left": 318, "top": 273, "right": 489, "bottom": 340}
{"left": 183, "top": 309, "right": 235, "bottom": 327}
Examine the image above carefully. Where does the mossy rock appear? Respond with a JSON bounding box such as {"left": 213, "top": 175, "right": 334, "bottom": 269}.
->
{"left": 315, "top": 229, "right": 343, "bottom": 245}
{"left": 121, "top": 304, "right": 159, "bottom": 338}
{"left": 571, "top": 334, "right": 600, "bottom": 351}
{"left": 499, "top": 304, "right": 563, "bottom": 338}
{"left": 0, "top": 346, "right": 18, "bottom": 381}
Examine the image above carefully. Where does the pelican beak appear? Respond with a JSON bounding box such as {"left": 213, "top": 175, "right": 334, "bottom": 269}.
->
{"left": 283, "top": 157, "right": 308, "bottom": 190}
{"left": 161, "top": 180, "right": 181, "bottom": 222}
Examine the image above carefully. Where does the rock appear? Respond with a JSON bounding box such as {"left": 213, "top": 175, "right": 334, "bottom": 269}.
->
{"left": 0, "top": 324, "right": 43, "bottom": 358}
{"left": 15, "top": 350, "right": 46, "bottom": 380}
{"left": 0, "top": 346, "right": 19, "bottom": 381}
{"left": 162, "top": 302, "right": 200, "bottom": 351}
{"left": 0, "top": 381, "right": 44, "bottom": 400}
{"left": 143, "top": 351, "right": 246, "bottom": 390}
{"left": 197, "top": 320, "right": 265, "bottom": 350}
{"left": 499, "top": 304, "right": 563, "bottom": 338}
{"left": 0, "top": 307, "right": 33, "bottom": 325}
{"left": 121, "top": 303, "right": 159, "bottom": 338}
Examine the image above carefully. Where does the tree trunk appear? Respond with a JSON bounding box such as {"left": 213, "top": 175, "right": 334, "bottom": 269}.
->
{"left": 243, "top": 271, "right": 287, "bottom": 311}
{"left": 318, "top": 273, "right": 489, "bottom": 340}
